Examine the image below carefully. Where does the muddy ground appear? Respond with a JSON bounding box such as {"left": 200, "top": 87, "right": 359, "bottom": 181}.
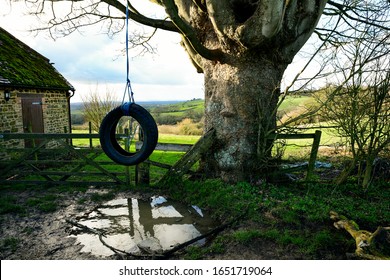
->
{"left": 0, "top": 184, "right": 312, "bottom": 260}
{"left": 0, "top": 186, "right": 106, "bottom": 260}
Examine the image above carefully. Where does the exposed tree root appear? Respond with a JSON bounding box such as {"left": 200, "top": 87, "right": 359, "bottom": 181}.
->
{"left": 330, "top": 211, "right": 390, "bottom": 260}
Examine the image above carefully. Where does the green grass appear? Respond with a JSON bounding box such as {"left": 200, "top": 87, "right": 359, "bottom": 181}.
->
{"left": 150, "top": 96, "right": 312, "bottom": 120}
{"left": 26, "top": 194, "right": 59, "bottom": 212}
{"left": 158, "top": 134, "right": 199, "bottom": 144}
{"left": 163, "top": 179, "right": 390, "bottom": 259}
{"left": 0, "top": 196, "right": 25, "bottom": 215}
{"left": 0, "top": 237, "right": 20, "bottom": 253}
{"left": 278, "top": 95, "right": 314, "bottom": 112}
{"left": 70, "top": 129, "right": 200, "bottom": 147}
{"left": 150, "top": 99, "right": 204, "bottom": 114}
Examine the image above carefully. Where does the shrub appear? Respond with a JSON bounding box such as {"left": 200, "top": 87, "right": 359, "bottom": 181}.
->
{"left": 177, "top": 118, "right": 203, "bottom": 135}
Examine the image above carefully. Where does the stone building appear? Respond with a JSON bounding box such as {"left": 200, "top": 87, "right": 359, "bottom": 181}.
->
{"left": 0, "top": 27, "right": 75, "bottom": 149}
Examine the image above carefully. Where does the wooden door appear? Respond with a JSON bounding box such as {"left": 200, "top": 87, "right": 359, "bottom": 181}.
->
{"left": 21, "top": 96, "right": 44, "bottom": 147}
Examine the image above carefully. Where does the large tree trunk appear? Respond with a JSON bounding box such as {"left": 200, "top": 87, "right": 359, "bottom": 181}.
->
{"left": 161, "top": 0, "right": 327, "bottom": 183}
{"left": 201, "top": 54, "right": 287, "bottom": 182}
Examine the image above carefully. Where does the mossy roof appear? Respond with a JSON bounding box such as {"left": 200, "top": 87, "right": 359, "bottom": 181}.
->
{"left": 0, "top": 27, "right": 74, "bottom": 91}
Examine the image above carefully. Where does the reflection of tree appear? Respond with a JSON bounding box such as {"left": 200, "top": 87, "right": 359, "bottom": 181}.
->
{"left": 136, "top": 198, "right": 156, "bottom": 237}
{"left": 133, "top": 198, "right": 204, "bottom": 240}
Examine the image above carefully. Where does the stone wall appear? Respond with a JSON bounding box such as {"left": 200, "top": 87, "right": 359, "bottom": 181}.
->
{"left": 0, "top": 89, "right": 23, "bottom": 133}
{"left": 42, "top": 91, "right": 71, "bottom": 133}
{"left": 0, "top": 88, "right": 71, "bottom": 156}
{"left": 0, "top": 89, "right": 23, "bottom": 159}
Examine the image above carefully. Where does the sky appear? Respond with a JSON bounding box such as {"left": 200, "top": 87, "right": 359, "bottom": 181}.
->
{"left": 0, "top": 1, "right": 317, "bottom": 103}
{"left": 0, "top": 0, "right": 206, "bottom": 103}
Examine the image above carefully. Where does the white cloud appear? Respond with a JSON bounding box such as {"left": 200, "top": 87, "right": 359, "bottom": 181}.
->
{"left": 0, "top": 1, "right": 204, "bottom": 102}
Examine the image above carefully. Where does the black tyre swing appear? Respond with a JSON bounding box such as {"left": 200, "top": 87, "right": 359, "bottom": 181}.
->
{"left": 99, "top": 102, "right": 158, "bottom": 165}
{"left": 99, "top": 3, "right": 158, "bottom": 166}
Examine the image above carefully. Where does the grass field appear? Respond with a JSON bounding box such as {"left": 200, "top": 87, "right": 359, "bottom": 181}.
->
{"left": 278, "top": 95, "right": 314, "bottom": 112}
{"left": 71, "top": 122, "right": 342, "bottom": 163}
{"left": 71, "top": 95, "right": 315, "bottom": 126}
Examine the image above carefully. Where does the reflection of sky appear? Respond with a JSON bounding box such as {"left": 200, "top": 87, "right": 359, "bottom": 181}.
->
{"left": 98, "top": 207, "right": 129, "bottom": 216}
{"left": 69, "top": 197, "right": 215, "bottom": 257}
{"left": 154, "top": 224, "right": 203, "bottom": 249}
{"left": 79, "top": 219, "right": 111, "bottom": 229}
{"left": 150, "top": 196, "right": 168, "bottom": 207}
{"left": 152, "top": 206, "right": 182, "bottom": 219}
{"left": 75, "top": 233, "right": 138, "bottom": 257}
{"left": 103, "top": 198, "right": 128, "bottom": 206}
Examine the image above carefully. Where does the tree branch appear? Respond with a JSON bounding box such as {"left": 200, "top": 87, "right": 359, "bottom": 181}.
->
{"left": 327, "top": 0, "right": 390, "bottom": 32}
{"left": 204, "top": 0, "right": 236, "bottom": 43}
{"left": 235, "top": 0, "right": 286, "bottom": 48}
{"left": 192, "top": 0, "right": 207, "bottom": 13}
{"left": 280, "top": 0, "right": 328, "bottom": 62}
{"left": 101, "top": 0, "right": 179, "bottom": 32}
{"left": 161, "top": 0, "right": 225, "bottom": 62}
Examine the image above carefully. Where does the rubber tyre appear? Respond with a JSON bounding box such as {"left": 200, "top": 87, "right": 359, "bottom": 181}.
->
{"left": 99, "top": 103, "right": 158, "bottom": 165}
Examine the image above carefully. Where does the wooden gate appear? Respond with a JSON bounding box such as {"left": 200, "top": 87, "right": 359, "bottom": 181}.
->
{"left": 0, "top": 133, "right": 131, "bottom": 186}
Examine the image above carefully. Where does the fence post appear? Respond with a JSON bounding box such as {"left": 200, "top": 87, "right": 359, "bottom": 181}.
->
{"left": 306, "top": 130, "right": 322, "bottom": 180}
{"left": 63, "top": 126, "right": 69, "bottom": 145}
{"left": 88, "top": 122, "right": 93, "bottom": 148}
{"left": 136, "top": 162, "right": 150, "bottom": 185}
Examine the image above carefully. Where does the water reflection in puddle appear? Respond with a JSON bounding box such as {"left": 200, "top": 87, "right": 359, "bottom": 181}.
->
{"left": 69, "top": 196, "right": 217, "bottom": 257}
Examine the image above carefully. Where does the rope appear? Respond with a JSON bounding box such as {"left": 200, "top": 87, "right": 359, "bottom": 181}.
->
{"left": 122, "top": 0, "right": 135, "bottom": 104}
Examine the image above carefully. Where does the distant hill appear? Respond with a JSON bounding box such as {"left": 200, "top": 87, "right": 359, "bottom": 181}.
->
{"left": 70, "top": 100, "right": 185, "bottom": 111}
{"left": 70, "top": 99, "right": 205, "bottom": 126}
{"left": 148, "top": 98, "right": 204, "bottom": 125}
{"left": 71, "top": 95, "right": 318, "bottom": 126}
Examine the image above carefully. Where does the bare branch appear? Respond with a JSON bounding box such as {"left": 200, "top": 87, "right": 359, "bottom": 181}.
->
{"left": 326, "top": 0, "right": 390, "bottom": 32}
{"left": 101, "top": 0, "right": 178, "bottom": 32}
{"left": 161, "top": 0, "right": 225, "bottom": 61}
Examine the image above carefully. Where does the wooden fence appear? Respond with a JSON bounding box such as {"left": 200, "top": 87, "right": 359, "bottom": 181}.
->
{"left": 0, "top": 130, "right": 322, "bottom": 186}
{"left": 140, "top": 130, "right": 323, "bottom": 184}
{"left": 269, "top": 130, "right": 322, "bottom": 180}
{"left": 0, "top": 133, "right": 131, "bottom": 186}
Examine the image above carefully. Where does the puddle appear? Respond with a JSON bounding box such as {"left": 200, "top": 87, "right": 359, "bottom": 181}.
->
{"left": 69, "top": 196, "right": 218, "bottom": 257}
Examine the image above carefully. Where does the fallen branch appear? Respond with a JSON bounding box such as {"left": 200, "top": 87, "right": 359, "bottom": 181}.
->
{"left": 158, "top": 128, "right": 215, "bottom": 186}
{"left": 329, "top": 211, "right": 390, "bottom": 260}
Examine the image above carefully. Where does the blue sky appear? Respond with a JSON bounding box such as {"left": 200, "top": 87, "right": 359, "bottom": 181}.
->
{"left": 0, "top": 1, "right": 204, "bottom": 102}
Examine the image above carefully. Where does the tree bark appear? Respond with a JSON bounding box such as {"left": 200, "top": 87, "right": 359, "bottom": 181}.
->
{"left": 200, "top": 54, "right": 287, "bottom": 182}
